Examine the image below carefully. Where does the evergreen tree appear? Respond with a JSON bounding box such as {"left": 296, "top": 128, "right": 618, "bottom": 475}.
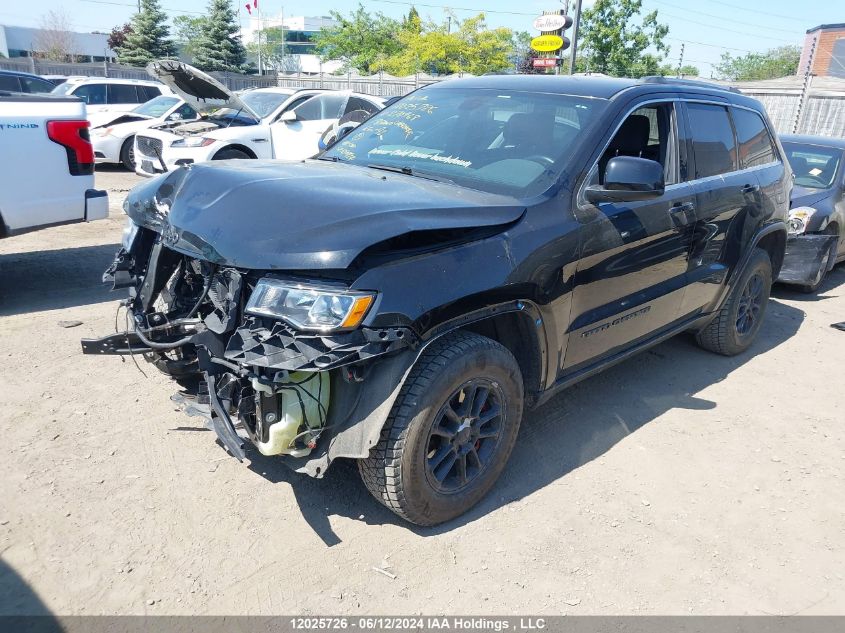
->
{"left": 191, "top": 0, "right": 247, "bottom": 73}
{"left": 117, "top": 0, "right": 176, "bottom": 67}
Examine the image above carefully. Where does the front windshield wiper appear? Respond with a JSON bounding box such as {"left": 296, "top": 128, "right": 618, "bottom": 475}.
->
{"left": 315, "top": 155, "right": 345, "bottom": 163}
{"left": 366, "top": 163, "right": 454, "bottom": 184}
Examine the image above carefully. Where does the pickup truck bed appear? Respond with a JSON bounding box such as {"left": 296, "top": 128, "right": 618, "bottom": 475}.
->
{"left": 0, "top": 92, "right": 108, "bottom": 237}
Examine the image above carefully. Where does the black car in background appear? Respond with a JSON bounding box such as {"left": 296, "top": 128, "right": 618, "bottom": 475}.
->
{"left": 778, "top": 134, "right": 845, "bottom": 292}
{"left": 83, "top": 75, "right": 789, "bottom": 525}
{"left": 0, "top": 70, "right": 58, "bottom": 94}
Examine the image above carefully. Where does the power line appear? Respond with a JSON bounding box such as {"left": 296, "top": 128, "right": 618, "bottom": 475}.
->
{"left": 706, "top": 0, "right": 821, "bottom": 22}
{"left": 647, "top": 0, "right": 803, "bottom": 35}
{"left": 666, "top": 37, "right": 753, "bottom": 54}
{"left": 656, "top": 10, "right": 797, "bottom": 44}
{"left": 368, "top": 0, "right": 535, "bottom": 17}
{"left": 79, "top": 0, "right": 206, "bottom": 16}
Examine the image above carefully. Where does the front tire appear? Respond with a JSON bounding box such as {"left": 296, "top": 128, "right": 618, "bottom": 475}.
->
{"left": 358, "top": 331, "right": 523, "bottom": 526}
{"left": 120, "top": 136, "right": 136, "bottom": 171}
{"left": 213, "top": 148, "right": 251, "bottom": 161}
{"left": 695, "top": 248, "right": 772, "bottom": 356}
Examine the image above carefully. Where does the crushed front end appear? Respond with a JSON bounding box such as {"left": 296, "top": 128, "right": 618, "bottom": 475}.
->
{"left": 81, "top": 173, "right": 417, "bottom": 476}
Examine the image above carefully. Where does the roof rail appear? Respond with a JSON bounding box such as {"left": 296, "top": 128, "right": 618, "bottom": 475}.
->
{"left": 638, "top": 75, "right": 741, "bottom": 93}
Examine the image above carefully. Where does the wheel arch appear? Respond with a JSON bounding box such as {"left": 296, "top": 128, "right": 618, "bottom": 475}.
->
{"left": 754, "top": 224, "right": 787, "bottom": 279}
{"left": 213, "top": 144, "right": 257, "bottom": 159}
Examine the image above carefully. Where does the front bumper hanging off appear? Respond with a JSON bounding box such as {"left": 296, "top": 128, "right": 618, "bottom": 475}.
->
{"left": 777, "top": 234, "right": 837, "bottom": 286}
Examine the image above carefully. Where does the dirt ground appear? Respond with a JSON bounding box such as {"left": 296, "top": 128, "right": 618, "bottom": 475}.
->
{"left": 1, "top": 165, "right": 844, "bottom": 616}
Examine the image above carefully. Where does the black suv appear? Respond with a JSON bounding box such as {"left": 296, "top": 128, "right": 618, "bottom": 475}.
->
{"left": 84, "top": 75, "right": 789, "bottom": 525}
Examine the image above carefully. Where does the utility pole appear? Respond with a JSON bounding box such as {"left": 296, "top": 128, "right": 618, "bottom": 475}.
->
{"left": 567, "top": 0, "right": 581, "bottom": 75}
{"left": 676, "top": 43, "right": 685, "bottom": 76}
{"left": 257, "top": 0, "right": 262, "bottom": 76}
{"left": 280, "top": 5, "right": 285, "bottom": 70}
{"left": 793, "top": 35, "right": 817, "bottom": 134}
{"left": 447, "top": 16, "right": 452, "bottom": 34}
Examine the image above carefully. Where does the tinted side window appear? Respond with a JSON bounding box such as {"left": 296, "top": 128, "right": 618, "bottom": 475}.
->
{"left": 138, "top": 85, "right": 161, "bottom": 102}
{"left": 599, "top": 102, "right": 678, "bottom": 185}
{"left": 346, "top": 96, "right": 380, "bottom": 116}
{"left": 686, "top": 103, "right": 737, "bottom": 178}
{"left": 21, "top": 76, "right": 56, "bottom": 93}
{"left": 0, "top": 75, "right": 21, "bottom": 91}
{"left": 109, "top": 83, "right": 140, "bottom": 104}
{"left": 731, "top": 108, "right": 776, "bottom": 168}
{"left": 294, "top": 94, "right": 346, "bottom": 121}
{"left": 176, "top": 103, "right": 198, "bottom": 119}
{"left": 73, "top": 84, "right": 107, "bottom": 105}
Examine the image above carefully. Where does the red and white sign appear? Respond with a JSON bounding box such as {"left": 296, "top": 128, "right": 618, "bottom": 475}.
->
{"left": 532, "top": 58, "right": 557, "bottom": 68}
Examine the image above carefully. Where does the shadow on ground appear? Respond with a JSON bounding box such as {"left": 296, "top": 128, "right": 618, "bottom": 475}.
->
{"left": 0, "top": 244, "right": 119, "bottom": 316}
{"left": 245, "top": 298, "right": 806, "bottom": 545}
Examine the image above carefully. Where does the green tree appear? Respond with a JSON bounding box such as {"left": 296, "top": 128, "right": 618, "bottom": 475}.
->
{"left": 578, "top": 0, "right": 669, "bottom": 77}
{"left": 191, "top": 0, "right": 247, "bottom": 72}
{"left": 172, "top": 15, "right": 207, "bottom": 59}
{"left": 381, "top": 14, "right": 513, "bottom": 76}
{"left": 313, "top": 5, "right": 403, "bottom": 74}
{"left": 117, "top": 0, "right": 176, "bottom": 67}
{"left": 403, "top": 6, "right": 422, "bottom": 34}
{"left": 715, "top": 45, "right": 800, "bottom": 81}
{"left": 246, "top": 26, "right": 290, "bottom": 71}
{"left": 656, "top": 62, "right": 700, "bottom": 77}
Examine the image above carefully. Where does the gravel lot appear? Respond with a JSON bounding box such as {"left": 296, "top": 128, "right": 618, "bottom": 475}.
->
{"left": 1, "top": 166, "right": 844, "bottom": 616}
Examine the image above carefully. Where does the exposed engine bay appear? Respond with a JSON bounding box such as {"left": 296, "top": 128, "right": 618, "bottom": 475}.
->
{"left": 82, "top": 227, "right": 417, "bottom": 473}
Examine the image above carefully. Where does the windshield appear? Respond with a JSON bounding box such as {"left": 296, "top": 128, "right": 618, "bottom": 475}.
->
{"left": 323, "top": 87, "right": 605, "bottom": 197}
{"left": 133, "top": 95, "right": 180, "bottom": 117}
{"left": 51, "top": 82, "right": 74, "bottom": 96}
{"left": 783, "top": 143, "right": 843, "bottom": 190}
{"left": 216, "top": 90, "right": 292, "bottom": 119}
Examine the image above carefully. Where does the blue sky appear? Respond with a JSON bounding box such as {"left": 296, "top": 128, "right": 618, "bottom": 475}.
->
{"left": 0, "top": 0, "right": 836, "bottom": 76}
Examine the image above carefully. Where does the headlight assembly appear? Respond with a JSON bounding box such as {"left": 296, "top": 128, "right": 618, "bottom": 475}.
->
{"left": 245, "top": 278, "right": 376, "bottom": 331}
{"left": 787, "top": 206, "right": 817, "bottom": 235}
{"left": 121, "top": 219, "right": 140, "bottom": 250}
{"left": 171, "top": 136, "right": 216, "bottom": 148}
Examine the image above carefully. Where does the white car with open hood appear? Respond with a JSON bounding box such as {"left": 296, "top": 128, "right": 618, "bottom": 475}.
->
{"left": 133, "top": 61, "right": 385, "bottom": 177}
{"left": 91, "top": 95, "right": 200, "bottom": 170}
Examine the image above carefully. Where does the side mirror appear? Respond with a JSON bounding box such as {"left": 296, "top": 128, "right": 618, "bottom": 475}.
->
{"left": 280, "top": 110, "right": 297, "bottom": 123}
{"left": 167, "top": 112, "right": 183, "bottom": 121}
{"left": 585, "top": 156, "right": 665, "bottom": 203}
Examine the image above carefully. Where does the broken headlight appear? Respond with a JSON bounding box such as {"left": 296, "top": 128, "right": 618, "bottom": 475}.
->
{"left": 245, "top": 279, "right": 375, "bottom": 332}
{"left": 787, "top": 206, "right": 817, "bottom": 235}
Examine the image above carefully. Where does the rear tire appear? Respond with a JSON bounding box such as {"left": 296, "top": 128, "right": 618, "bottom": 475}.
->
{"left": 358, "top": 331, "right": 523, "bottom": 526}
{"left": 695, "top": 248, "right": 772, "bottom": 356}
{"left": 120, "top": 136, "right": 136, "bottom": 171}
{"left": 213, "top": 148, "right": 251, "bottom": 160}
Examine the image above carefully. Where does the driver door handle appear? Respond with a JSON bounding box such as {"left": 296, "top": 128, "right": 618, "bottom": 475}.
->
{"left": 669, "top": 201, "right": 696, "bottom": 228}
{"left": 741, "top": 183, "right": 760, "bottom": 194}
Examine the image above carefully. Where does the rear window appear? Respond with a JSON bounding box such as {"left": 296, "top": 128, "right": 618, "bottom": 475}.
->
{"left": 137, "top": 85, "right": 161, "bottom": 102}
{"left": 731, "top": 108, "right": 777, "bottom": 168}
{"left": 0, "top": 75, "right": 20, "bottom": 91}
{"left": 686, "top": 103, "right": 738, "bottom": 178}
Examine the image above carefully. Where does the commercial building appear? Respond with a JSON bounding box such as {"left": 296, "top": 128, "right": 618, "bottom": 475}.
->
{"left": 798, "top": 24, "right": 845, "bottom": 79}
{"left": 241, "top": 15, "right": 341, "bottom": 74}
{"left": 0, "top": 24, "right": 116, "bottom": 62}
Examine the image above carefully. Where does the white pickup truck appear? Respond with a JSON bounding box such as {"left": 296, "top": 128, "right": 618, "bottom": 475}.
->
{"left": 0, "top": 91, "right": 108, "bottom": 238}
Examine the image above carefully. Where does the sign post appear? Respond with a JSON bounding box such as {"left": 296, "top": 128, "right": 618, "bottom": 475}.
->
{"left": 530, "top": 10, "right": 574, "bottom": 74}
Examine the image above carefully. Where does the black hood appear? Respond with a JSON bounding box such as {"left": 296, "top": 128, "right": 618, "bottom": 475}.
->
{"left": 124, "top": 160, "right": 526, "bottom": 270}
{"left": 791, "top": 185, "right": 833, "bottom": 209}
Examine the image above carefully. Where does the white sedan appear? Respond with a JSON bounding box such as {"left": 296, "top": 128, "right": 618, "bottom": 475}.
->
{"left": 133, "top": 60, "right": 384, "bottom": 177}
{"left": 90, "top": 95, "right": 200, "bottom": 170}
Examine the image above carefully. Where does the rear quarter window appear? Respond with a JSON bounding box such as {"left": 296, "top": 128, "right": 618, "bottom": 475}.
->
{"left": 731, "top": 108, "right": 777, "bottom": 168}
{"left": 686, "top": 103, "right": 738, "bottom": 178}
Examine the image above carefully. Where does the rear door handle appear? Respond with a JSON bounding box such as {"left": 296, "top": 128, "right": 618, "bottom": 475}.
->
{"left": 669, "top": 201, "right": 696, "bottom": 228}
{"left": 741, "top": 183, "right": 760, "bottom": 194}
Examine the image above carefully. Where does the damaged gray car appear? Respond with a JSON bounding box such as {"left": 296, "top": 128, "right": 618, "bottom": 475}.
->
{"left": 83, "top": 75, "right": 788, "bottom": 525}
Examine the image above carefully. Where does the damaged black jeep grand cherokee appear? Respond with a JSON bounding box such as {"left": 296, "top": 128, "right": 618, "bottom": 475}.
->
{"left": 83, "top": 76, "right": 789, "bottom": 525}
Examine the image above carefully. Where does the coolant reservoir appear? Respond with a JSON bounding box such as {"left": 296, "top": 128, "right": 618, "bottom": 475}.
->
{"left": 254, "top": 372, "right": 330, "bottom": 457}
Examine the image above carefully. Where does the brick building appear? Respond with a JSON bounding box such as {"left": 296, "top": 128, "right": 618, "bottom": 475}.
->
{"left": 798, "top": 23, "right": 845, "bottom": 79}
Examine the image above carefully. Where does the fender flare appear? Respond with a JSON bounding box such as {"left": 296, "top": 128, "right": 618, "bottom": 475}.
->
{"left": 279, "top": 299, "right": 548, "bottom": 478}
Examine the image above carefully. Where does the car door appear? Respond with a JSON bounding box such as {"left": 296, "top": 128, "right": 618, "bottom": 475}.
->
{"left": 71, "top": 84, "right": 107, "bottom": 114}
{"left": 678, "top": 101, "right": 771, "bottom": 315}
{"left": 270, "top": 93, "right": 348, "bottom": 160}
{"left": 564, "top": 99, "right": 695, "bottom": 371}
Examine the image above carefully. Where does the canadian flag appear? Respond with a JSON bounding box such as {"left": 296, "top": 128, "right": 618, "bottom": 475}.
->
{"left": 245, "top": 0, "right": 257, "bottom": 14}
